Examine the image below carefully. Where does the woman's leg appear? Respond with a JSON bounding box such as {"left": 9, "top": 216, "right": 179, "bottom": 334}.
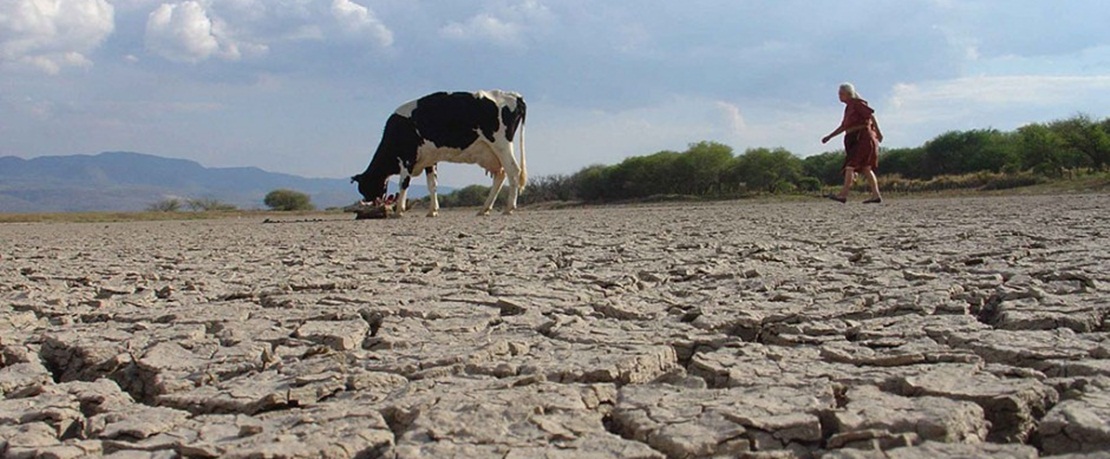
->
{"left": 838, "top": 167, "right": 855, "bottom": 199}
{"left": 861, "top": 168, "right": 881, "bottom": 200}
{"left": 864, "top": 168, "right": 881, "bottom": 198}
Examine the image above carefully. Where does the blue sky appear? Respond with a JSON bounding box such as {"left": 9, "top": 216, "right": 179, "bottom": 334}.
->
{"left": 2, "top": 0, "right": 1109, "bottom": 187}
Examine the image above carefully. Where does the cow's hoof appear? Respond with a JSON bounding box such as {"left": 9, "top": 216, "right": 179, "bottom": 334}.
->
{"left": 502, "top": 209, "right": 515, "bottom": 216}
{"left": 477, "top": 209, "right": 491, "bottom": 217}
{"left": 426, "top": 211, "right": 439, "bottom": 218}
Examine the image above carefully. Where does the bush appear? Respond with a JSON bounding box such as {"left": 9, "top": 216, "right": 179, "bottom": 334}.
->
{"left": 147, "top": 198, "right": 182, "bottom": 212}
{"left": 439, "top": 184, "right": 496, "bottom": 208}
{"left": 264, "top": 189, "right": 315, "bottom": 211}
{"left": 795, "top": 177, "right": 822, "bottom": 192}
{"left": 186, "top": 198, "right": 237, "bottom": 212}
{"left": 980, "top": 172, "right": 1043, "bottom": 190}
{"left": 771, "top": 180, "right": 797, "bottom": 194}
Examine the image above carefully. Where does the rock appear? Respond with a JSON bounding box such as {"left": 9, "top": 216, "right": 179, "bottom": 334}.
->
{"left": 0, "top": 393, "right": 84, "bottom": 439}
{"left": 39, "top": 328, "right": 137, "bottom": 383}
{"left": 896, "top": 365, "right": 1058, "bottom": 442}
{"left": 829, "top": 385, "right": 988, "bottom": 446}
{"left": 0, "top": 422, "right": 70, "bottom": 458}
{"left": 186, "top": 403, "right": 395, "bottom": 459}
{"left": 364, "top": 315, "right": 679, "bottom": 384}
{"left": 688, "top": 343, "right": 979, "bottom": 393}
{"left": 611, "top": 382, "right": 835, "bottom": 457}
{"left": 930, "top": 327, "right": 1100, "bottom": 374}
{"left": 1038, "top": 379, "right": 1110, "bottom": 454}
{"left": 40, "top": 379, "right": 135, "bottom": 416}
{"left": 157, "top": 356, "right": 349, "bottom": 415}
{"left": 87, "top": 405, "right": 191, "bottom": 440}
{"left": 0, "top": 361, "right": 53, "bottom": 399}
{"left": 496, "top": 298, "right": 528, "bottom": 316}
{"left": 980, "top": 294, "right": 1107, "bottom": 333}
{"left": 819, "top": 339, "right": 980, "bottom": 368}
{"left": 821, "top": 440, "right": 1039, "bottom": 459}
{"left": 294, "top": 319, "right": 370, "bottom": 351}
{"left": 380, "top": 377, "right": 657, "bottom": 458}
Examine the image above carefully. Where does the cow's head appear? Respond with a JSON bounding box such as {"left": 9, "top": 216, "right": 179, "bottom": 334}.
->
{"left": 351, "top": 172, "right": 388, "bottom": 203}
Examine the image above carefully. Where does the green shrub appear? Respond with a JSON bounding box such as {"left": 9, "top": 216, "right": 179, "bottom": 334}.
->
{"left": 264, "top": 189, "right": 315, "bottom": 211}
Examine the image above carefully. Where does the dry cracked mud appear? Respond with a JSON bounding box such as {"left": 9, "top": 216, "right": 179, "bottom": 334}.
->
{"left": 2, "top": 194, "right": 1109, "bottom": 458}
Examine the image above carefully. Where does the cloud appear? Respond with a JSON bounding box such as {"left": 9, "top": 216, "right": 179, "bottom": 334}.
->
{"left": 715, "top": 101, "right": 747, "bottom": 134}
{"left": 890, "top": 75, "right": 1110, "bottom": 114}
{"left": 331, "top": 0, "right": 392, "bottom": 46}
{"left": 439, "top": 0, "right": 552, "bottom": 48}
{"left": 441, "top": 14, "right": 520, "bottom": 46}
{"left": 142, "top": 0, "right": 391, "bottom": 63}
{"left": 876, "top": 74, "right": 1110, "bottom": 148}
{"left": 0, "top": 0, "right": 115, "bottom": 74}
{"left": 144, "top": 1, "right": 265, "bottom": 63}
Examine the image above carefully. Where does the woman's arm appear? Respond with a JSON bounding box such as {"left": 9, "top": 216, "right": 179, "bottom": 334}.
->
{"left": 823, "top": 118, "right": 881, "bottom": 144}
{"left": 822, "top": 123, "right": 867, "bottom": 143}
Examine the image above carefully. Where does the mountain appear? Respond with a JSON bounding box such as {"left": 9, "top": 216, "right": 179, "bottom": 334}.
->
{"left": 0, "top": 152, "right": 438, "bottom": 213}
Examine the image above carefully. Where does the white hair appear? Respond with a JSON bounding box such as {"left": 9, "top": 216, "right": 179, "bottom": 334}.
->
{"left": 839, "top": 82, "right": 859, "bottom": 99}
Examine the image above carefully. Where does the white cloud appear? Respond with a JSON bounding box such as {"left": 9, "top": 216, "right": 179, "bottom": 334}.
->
{"left": 144, "top": 2, "right": 218, "bottom": 62}
{"left": 144, "top": 1, "right": 265, "bottom": 63}
{"left": 142, "top": 0, "right": 390, "bottom": 63}
{"left": 890, "top": 75, "right": 1110, "bottom": 114}
{"left": 0, "top": 0, "right": 115, "bottom": 74}
{"left": 439, "top": 0, "right": 552, "bottom": 48}
{"left": 331, "top": 0, "right": 392, "bottom": 47}
{"left": 715, "top": 101, "right": 747, "bottom": 134}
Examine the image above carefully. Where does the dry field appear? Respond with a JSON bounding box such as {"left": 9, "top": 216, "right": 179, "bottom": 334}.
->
{"left": 2, "top": 194, "right": 1109, "bottom": 458}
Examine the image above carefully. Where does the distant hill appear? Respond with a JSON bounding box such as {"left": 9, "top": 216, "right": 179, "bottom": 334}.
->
{"left": 0, "top": 152, "right": 438, "bottom": 213}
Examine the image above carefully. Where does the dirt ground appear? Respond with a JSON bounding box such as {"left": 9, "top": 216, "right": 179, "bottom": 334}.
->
{"left": 2, "top": 194, "right": 1109, "bottom": 458}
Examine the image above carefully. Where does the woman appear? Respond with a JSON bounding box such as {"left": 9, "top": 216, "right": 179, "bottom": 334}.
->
{"left": 821, "top": 83, "right": 883, "bottom": 203}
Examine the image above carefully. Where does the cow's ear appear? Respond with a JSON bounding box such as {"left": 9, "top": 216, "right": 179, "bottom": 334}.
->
{"left": 350, "top": 174, "right": 362, "bottom": 183}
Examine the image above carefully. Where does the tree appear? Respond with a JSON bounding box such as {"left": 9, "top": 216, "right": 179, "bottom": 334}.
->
{"left": 147, "top": 198, "right": 182, "bottom": 212}
{"left": 440, "top": 184, "right": 493, "bottom": 207}
{"left": 607, "top": 151, "right": 679, "bottom": 199}
{"left": 1017, "top": 124, "right": 1070, "bottom": 176}
{"left": 187, "top": 198, "right": 237, "bottom": 212}
{"left": 264, "top": 189, "right": 314, "bottom": 211}
{"left": 518, "top": 174, "right": 576, "bottom": 204}
{"left": 571, "top": 164, "right": 612, "bottom": 202}
{"left": 674, "top": 141, "right": 733, "bottom": 195}
{"left": 1049, "top": 114, "right": 1110, "bottom": 171}
{"left": 802, "top": 151, "right": 846, "bottom": 185}
{"left": 920, "top": 129, "right": 1020, "bottom": 178}
{"left": 727, "top": 147, "right": 802, "bottom": 193}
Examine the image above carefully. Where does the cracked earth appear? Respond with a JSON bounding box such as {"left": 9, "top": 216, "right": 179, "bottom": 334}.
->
{"left": 2, "top": 194, "right": 1109, "bottom": 458}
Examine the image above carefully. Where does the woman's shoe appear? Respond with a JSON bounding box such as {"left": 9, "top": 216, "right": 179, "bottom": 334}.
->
{"left": 825, "top": 194, "right": 847, "bottom": 203}
{"left": 862, "top": 197, "right": 883, "bottom": 204}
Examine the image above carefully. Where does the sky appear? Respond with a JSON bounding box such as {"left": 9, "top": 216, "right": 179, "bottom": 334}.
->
{"left": 2, "top": 0, "right": 1110, "bottom": 187}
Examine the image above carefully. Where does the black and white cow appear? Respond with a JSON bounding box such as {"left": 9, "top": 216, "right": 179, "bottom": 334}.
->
{"left": 351, "top": 90, "right": 527, "bottom": 217}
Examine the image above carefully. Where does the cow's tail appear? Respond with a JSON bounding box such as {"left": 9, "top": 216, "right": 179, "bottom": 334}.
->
{"left": 517, "top": 103, "right": 528, "bottom": 191}
{"left": 517, "top": 113, "right": 526, "bottom": 190}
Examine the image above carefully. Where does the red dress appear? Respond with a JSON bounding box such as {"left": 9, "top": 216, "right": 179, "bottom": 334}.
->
{"left": 840, "top": 98, "right": 879, "bottom": 171}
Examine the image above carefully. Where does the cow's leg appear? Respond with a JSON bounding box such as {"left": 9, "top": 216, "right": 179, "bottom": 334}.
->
{"left": 479, "top": 171, "right": 506, "bottom": 216}
{"left": 498, "top": 145, "right": 522, "bottom": 215}
{"left": 396, "top": 175, "right": 411, "bottom": 215}
{"left": 425, "top": 166, "right": 439, "bottom": 217}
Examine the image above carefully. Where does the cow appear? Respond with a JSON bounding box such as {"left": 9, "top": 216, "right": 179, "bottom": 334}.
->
{"left": 351, "top": 90, "right": 527, "bottom": 217}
